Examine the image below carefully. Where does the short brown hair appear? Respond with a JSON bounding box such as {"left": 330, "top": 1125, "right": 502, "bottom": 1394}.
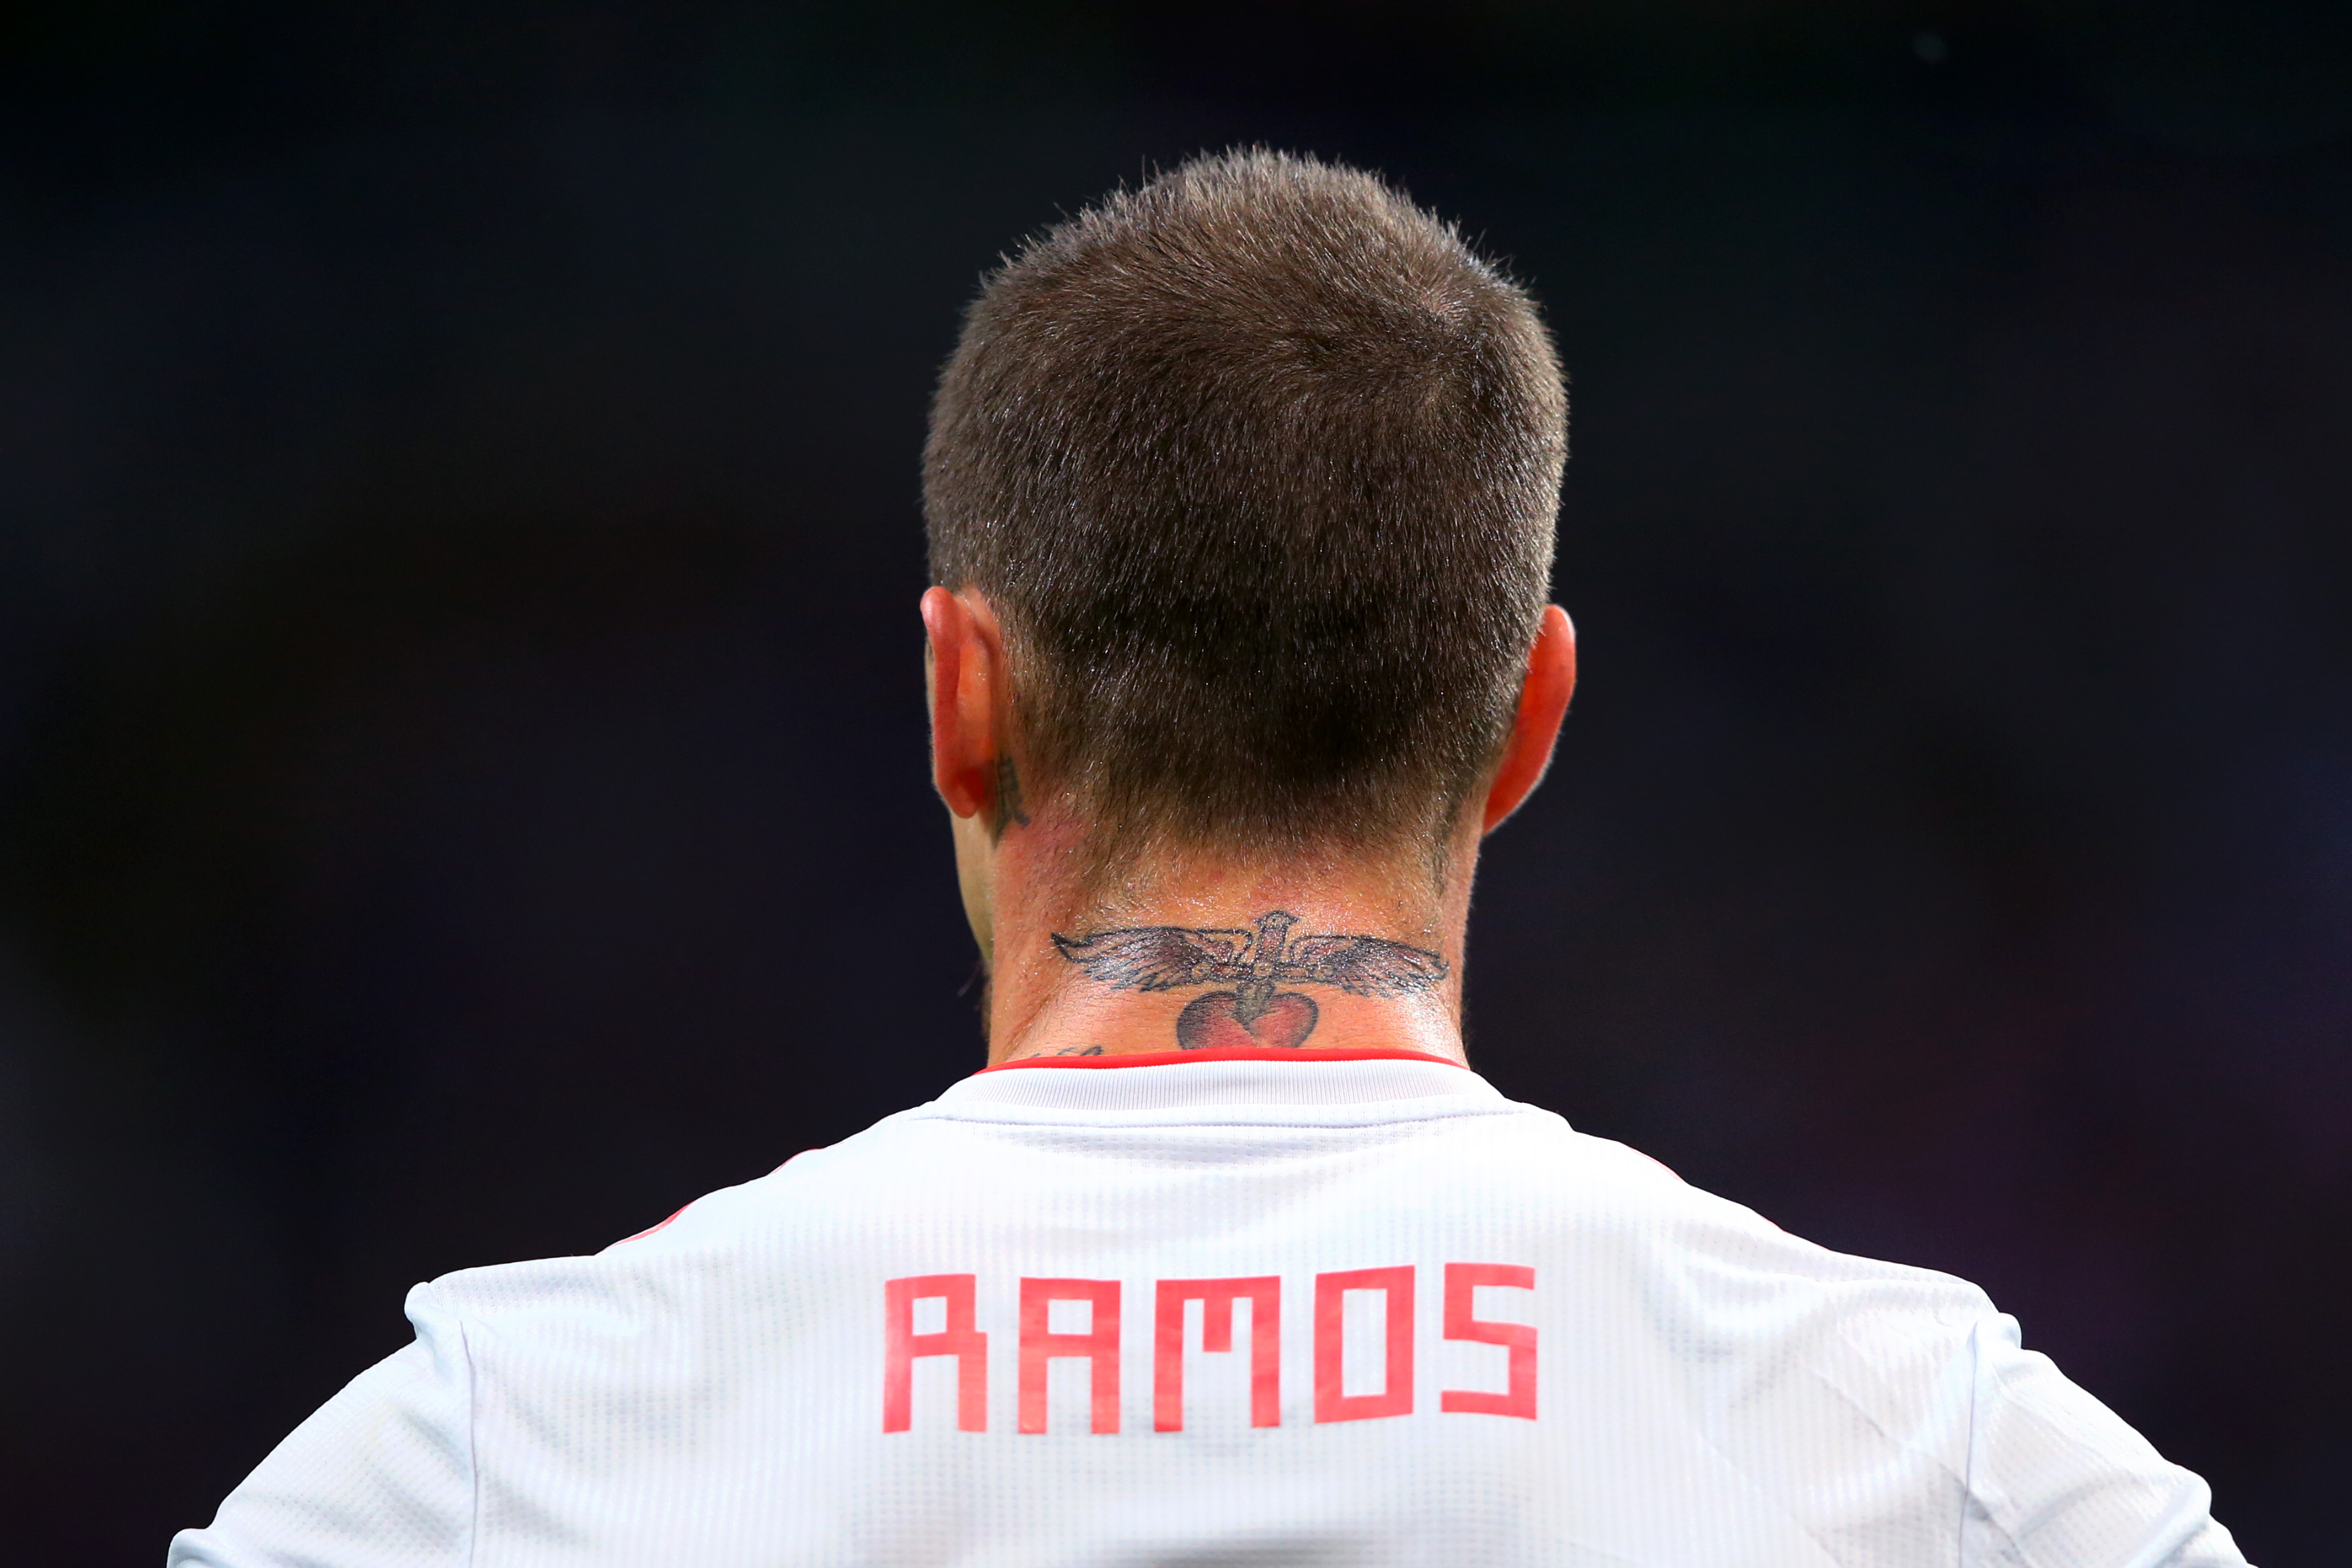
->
{"left": 923, "top": 149, "right": 1565, "bottom": 853}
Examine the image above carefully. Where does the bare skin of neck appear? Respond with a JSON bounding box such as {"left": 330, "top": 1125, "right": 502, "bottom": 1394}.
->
{"left": 921, "top": 588, "right": 1577, "bottom": 1068}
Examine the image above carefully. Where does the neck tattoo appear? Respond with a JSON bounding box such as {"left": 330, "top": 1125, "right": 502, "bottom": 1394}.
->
{"left": 1050, "top": 909, "right": 1447, "bottom": 1050}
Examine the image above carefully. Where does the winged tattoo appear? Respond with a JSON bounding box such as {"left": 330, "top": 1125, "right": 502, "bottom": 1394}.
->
{"left": 1050, "top": 910, "right": 1448, "bottom": 1049}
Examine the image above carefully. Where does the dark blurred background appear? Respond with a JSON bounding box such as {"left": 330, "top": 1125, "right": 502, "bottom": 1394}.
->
{"left": 2, "top": 1, "right": 2347, "bottom": 1559}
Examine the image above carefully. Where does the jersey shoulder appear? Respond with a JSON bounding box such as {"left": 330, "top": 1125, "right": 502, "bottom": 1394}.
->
{"left": 421, "top": 1144, "right": 831, "bottom": 1319}
{"left": 1451, "top": 1104, "right": 1993, "bottom": 1301}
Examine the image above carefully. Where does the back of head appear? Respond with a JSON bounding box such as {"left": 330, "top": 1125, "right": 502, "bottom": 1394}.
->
{"left": 924, "top": 150, "right": 1566, "bottom": 857}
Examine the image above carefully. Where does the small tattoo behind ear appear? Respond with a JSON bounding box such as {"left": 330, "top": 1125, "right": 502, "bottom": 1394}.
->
{"left": 991, "top": 756, "right": 1029, "bottom": 841}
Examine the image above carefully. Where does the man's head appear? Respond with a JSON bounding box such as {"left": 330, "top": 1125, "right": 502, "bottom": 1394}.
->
{"left": 923, "top": 150, "right": 1568, "bottom": 865}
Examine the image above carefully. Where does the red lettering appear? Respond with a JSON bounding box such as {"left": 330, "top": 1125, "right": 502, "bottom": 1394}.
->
{"left": 1440, "top": 1263, "right": 1536, "bottom": 1418}
{"left": 883, "top": 1274, "right": 988, "bottom": 1433}
{"left": 1018, "top": 1278, "right": 1122, "bottom": 1434}
{"left": 1154, "top": 1276, "right": 1281, "bottom": 1431}
{"left": 891, "top": 1265, "right": 1527, "bottom": 1436}
{"left": 1313, "top": 1266, "right": 1414, "bottom": 1422}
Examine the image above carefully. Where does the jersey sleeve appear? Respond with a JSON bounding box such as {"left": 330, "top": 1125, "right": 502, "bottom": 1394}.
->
{"left": 167, "top": 1282, "right": 476, "bottom": 1568}
{"left": 1962, "top": 1313, "right": 2249, "bottom": 1568}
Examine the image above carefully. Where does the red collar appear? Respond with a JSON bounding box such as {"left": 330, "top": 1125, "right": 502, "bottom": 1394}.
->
{"left": 980, "top": 1045, "right": 1467, "bottom": 1073}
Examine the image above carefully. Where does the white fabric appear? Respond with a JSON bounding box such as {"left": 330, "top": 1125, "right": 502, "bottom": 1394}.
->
{"left": 170, "top": 1054, "right": 2248, "bottom": 1567}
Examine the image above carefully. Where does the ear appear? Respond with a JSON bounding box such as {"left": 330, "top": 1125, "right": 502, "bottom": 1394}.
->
{"left": 921, "top": 587, "right": 1004, "bottom": 820}
{"left": 1481, "top": 605, "right": 1578, "bottom": 834}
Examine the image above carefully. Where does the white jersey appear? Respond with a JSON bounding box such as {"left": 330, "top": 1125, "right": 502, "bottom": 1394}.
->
{"left": 170, "top": 1048, "right": 2246, "bottom": 1567}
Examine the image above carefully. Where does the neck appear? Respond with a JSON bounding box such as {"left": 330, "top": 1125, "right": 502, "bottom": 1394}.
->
{"left": 974, "top": 817, "right": 1479, "bottom": 1066}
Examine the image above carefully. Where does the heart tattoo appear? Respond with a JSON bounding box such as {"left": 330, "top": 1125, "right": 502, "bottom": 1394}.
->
{"left": 1052, "top": 910, "right": 1448, "bottom": 1051}
{"left": 1175, "top": 989, "right": 1320, "bottom": 1050}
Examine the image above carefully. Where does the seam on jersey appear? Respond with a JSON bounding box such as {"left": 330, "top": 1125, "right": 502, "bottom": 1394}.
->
{"left": 1651, "top": 1253, "right": 1860, "bottom": 1568}
{"left": 1680, "top": 1415, "right": 1849, "bottom": 1568}
{"left": 1958, "top": 1317, "right": 1981, "bottom": 1568}
{"left": 436, "top": 1282, "right": 482, "bottom": 1568}
{"left": 1954, "top": 1315, "right": 2028, "bottom": 1568}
